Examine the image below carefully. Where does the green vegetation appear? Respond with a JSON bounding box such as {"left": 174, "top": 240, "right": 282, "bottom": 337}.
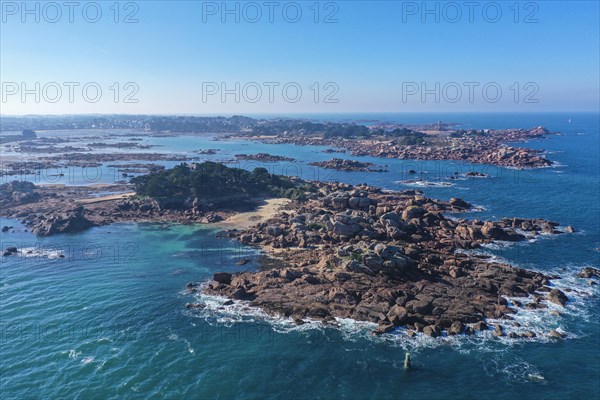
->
{"left": 307, "top": 222, "right": 326, "bottom": 231}
{"left": 350, "top": 252, "right": 364, "bottom": 262}
{"left": 131, "top": 162, "right": 314, "bottom": 208}
{"left": 323, "top": 124, "right": 370, "bottom": 138}
{"left": 370, "top": 127, "right": 426, "bottom": 145}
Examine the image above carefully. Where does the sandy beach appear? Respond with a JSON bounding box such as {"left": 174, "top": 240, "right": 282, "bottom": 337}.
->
{"left": 215, "top": 198, "right": 291, "bottom": 230}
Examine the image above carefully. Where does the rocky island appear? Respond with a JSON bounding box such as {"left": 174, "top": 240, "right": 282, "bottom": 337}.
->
{"left": 234, "top": 153, "right": 296, "bottom": 162}
{"left": 309, "top": 158, "right": 388, "bottom": 172}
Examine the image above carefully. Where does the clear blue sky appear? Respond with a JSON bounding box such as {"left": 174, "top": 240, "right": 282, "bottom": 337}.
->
{"left": 1, "top": 0, "right": 598, "bottom": 114}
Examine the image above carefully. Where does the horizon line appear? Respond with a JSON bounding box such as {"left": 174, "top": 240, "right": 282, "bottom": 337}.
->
{"left": 1, "top": 110, "right": 599, "bottom": 118}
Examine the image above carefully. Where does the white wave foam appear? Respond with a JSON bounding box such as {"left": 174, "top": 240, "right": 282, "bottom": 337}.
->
{"left": 396, "top": 180, "right": 455, "bottom": 187}
{"left": 16, "top": 247, "right": 65, "bottom": 259}
{"left": 167, "top": 329, "right": 195, "bottom": 353}
{"left": 66, "top": 350, "right": 81, "bottom": 359}
{"left": 80, "top": 356, "right": 94, "bottom": 364}
{"left": 485, "top": 358, "right": 546, "bottom": 384}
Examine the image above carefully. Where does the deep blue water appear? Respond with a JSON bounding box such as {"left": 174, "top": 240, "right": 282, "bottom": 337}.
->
{"left": 1, "top": 113, "right": 599, "bottom": 399}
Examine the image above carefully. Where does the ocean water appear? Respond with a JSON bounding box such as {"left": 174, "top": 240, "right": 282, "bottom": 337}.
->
{"left": 1, "top": 112, "right": 599, "bottom": 399}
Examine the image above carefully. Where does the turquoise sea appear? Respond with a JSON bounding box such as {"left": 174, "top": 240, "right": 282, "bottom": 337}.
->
{"left": 1, "top": 112, "right": 599, "bottom": 399}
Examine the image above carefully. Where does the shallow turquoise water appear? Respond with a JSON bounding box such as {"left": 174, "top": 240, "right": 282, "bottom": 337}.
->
{"left": 1, "top": 113, "right": 599, "bottom": 399}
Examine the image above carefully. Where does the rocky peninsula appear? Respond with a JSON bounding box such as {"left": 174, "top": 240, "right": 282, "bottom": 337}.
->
{"left": 0, "top": 162, "right": 312, "bottom": 236}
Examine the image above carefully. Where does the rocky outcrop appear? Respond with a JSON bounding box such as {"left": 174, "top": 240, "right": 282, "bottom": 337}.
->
{"left": 30, "top": 206, "right": 96, "bottom": 236}
{"left": 578, "top": 267, "right": 600, "bottom": 279}
{"left": 309, "top": 158, "right": 388, "bottom": 172}
{"left": 547, "top": 288, "right": 568, "bottom": 307}
{"left": 202, "top": 181, "right": 571, "bottom": 336}
{"left": 0, "top": 179, "right": 270, "bottom": 236}
{"left": 0, "top": 181, "right": 41, "bottom": 208}
{"left": 235, "top": 153, "right": 295, "bottom": 162}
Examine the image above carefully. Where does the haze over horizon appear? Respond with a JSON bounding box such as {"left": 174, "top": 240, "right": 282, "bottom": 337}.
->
{"left": 1, "top": 1, "right": 599, "bottom": 115}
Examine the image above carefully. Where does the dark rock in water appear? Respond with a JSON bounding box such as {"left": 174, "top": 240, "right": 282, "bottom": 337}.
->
{"left": 449, "top": 197, "right": 471, "bottom": 209}
{"left": 236, "top": 258, "right": 251, "bottom": 266}
{"left": 413, "top": 322, "right": 425, "bottom": 333}
{"left": 310, "top": 158, "right": 388, "bottom": 173}
{"left": 208, "top": 280, "right": 221, "bottom": 290}
{"left": 186, "top": 303, "right": 205, "bottom": 309}
{"left": 564, "top": 226, "right": 575, "bottom": 233}
{"left": 473, "top": 321, "right": 488, "bottom": 331}
{"left": 466, "top": 171, "right": 489, "bottom": 178}
{"left": 213, "top": 272, "right": 232, "bottom": 285}
{"left": 448, "top": 321, "right": 464, "bottom": 335}
{"left": 223, "top": 300, "right": 234, "bottom": 306}
{"left": 494, "top": 324, "right": 505, "bottom": 337}
{"left": 423, "top": 325, "right": 440, "bottom": 337}
{"left": 2, "top": 226, "right": 12, "bottom": 232}
{"left": 547, "top": 288, "right": 568, "bottom": 307}
{"left": 578, "top": 267, "right": 600, "bottom": 279}
{"left": 548, "top": 329, "right": 565, "bottom": 339}
{"left": 231, "top": 287, "right": 249, "bottom": 300}
{"left": 407, "top": 169, "right": 417, "bottom": 174}
{"left": 521, "top": 330, "right": 536, "bottom": 338}
{"left": 6, "top": 246, "right": 18, "bottom": 254}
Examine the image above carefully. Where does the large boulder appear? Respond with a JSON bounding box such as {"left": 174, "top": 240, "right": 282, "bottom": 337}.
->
{"left": 213, "top": 272, "right": 232, "bottom": 285}
{"left": 447, "top": 321, "right": 464, "bottom": 335}
{"left": 266, "top": 225, "right": 283, "bottom": 237}
{"left": 547, "top": 288, "right": 568, "bottom": 306}
{"left": 449, "top": 197, "right": 471, "bottom": 209}
{"left": 331, "top": 221, "right": 362, "bottom": 237}
{"left": 387, "top": 305, "right": 408, "bottom": 325}
{"left": 402, "top": 206, "right": 425, "bottom": 220}
{"left": 363, "top": 255, "right": 384, "bottom": 269}
{"left": 32, "top": 207, "right": 96, "bottom": 236}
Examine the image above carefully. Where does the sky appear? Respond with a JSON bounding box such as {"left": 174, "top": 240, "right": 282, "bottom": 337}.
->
{"left": 0, "top": 0, "right": 599, "bottom": 115}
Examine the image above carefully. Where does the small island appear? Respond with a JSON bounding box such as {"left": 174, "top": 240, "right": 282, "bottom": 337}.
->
{"left": 309, "top": 158, "right": 388, "bottom": 172}
{"left": 234, "top": 153, "right": 296, "bottom": 162}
